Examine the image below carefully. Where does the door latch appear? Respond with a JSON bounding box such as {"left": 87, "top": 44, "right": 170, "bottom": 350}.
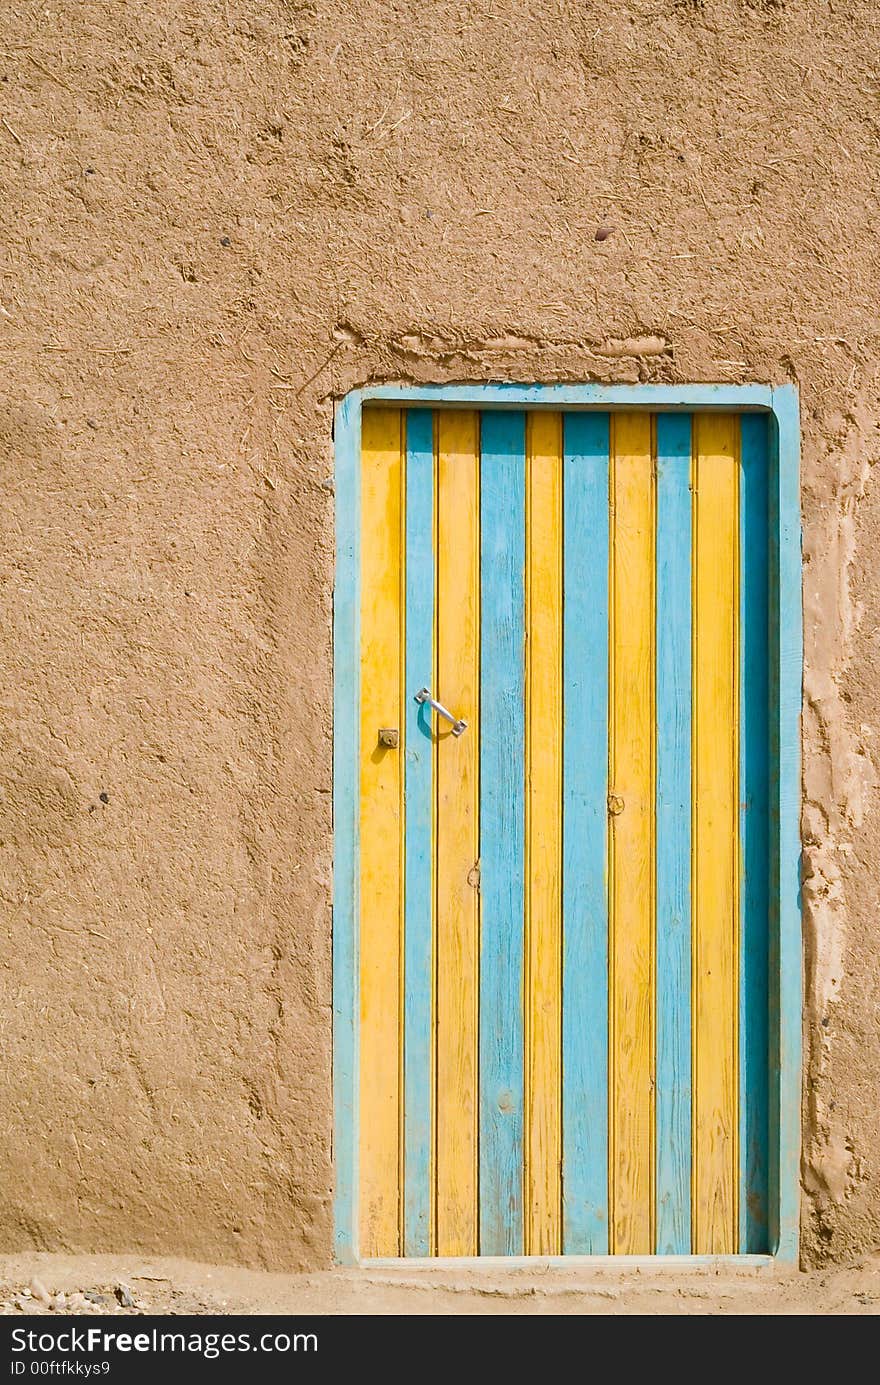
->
{"left": 414, "top": 687, "right": 468, "bottom": 737}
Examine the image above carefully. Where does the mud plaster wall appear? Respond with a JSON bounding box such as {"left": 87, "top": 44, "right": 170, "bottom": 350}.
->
{"left": 0, "top": 0, "right": 878, "bottom": 1270}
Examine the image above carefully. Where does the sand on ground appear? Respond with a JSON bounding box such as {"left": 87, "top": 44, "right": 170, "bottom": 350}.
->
{"left": 1, "top": 1251, "right": 879, "bottom": 1316}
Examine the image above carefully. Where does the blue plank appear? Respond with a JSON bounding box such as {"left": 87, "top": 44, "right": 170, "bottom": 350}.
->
{"left": 332, "top": 391, "right": 361, "bottom": 1263}
{"left": 654, "top": 413, "right": 693, "bottom": 1255}
{"left": 403, "top": 410, "right": 435, "bottom": 1256}
{"left": 362, "top": 384, "right": 776, "bottom": 412}
{"left": 479, "top": 410, "right": 526, "bottom": 1256}
{"left": 739, "top": 413, "right": 770, "bottom": 1253}
{"left": 769, "top": 384, "right": 803, "bottom": 1263}
{"left": 561, "top": 411, "right": 610, "bottom": 1253}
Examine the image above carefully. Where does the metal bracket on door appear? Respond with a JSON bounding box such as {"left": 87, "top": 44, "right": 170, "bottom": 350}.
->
{"left": 414, "top": 687, "right": 468, "bottom": 737}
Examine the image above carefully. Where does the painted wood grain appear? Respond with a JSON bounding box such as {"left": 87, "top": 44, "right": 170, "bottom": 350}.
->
{"left": 370, "top": 1253, "right": 774, "bottom": 1268}
{"left": 479, "top": 410, "right": 526, "bottom": 1256}
{"left": 769, "top": 384, "right": 803, "bottom": 1263}
{"left": 362, "top": 384, "right": 776, "bottom": 410}
{"left": 333, "top": 391, "right": 361, "bottom": 1264}
{"left": 739, "top": 412, "right": 770, "bottom": 1254}
{"left": 359, "top": 407, "right": 404, "bottom": 1257}
{"left": 692, "top": 412, "right": 739, "bottom": 1255}
{"left": 561, "top": 411, "right": 610, "bottom": 1253}
{"left": 609, "top": 411, "right": 655, "bottom": 1255}
{"left": 525, "top": 411, "right": 563, "bottom": 1254}
{"left": 655, "top": 412, "right": 693, "bottom": 1255}
{"left": 403, "top": 409, "right": 435, "bottom": 1256}
{"left": 435, "top": 410, "right": 480, "bottom": 1256}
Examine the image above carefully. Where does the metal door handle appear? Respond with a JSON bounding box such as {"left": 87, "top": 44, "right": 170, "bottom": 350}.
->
{"left": 415, "top": 687, "right": 468, "bottom": 737}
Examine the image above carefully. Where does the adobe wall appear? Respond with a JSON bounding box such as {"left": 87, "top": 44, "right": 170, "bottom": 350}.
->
{"left": 0, "top": 0, "right": 877, "bottom": 1268}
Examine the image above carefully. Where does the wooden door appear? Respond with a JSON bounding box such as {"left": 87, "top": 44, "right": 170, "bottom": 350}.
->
{"left": 356, "top": 406, "right": 771, "bottom": 1256}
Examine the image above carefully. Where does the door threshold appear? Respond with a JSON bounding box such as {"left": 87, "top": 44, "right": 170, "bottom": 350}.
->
{"left": 363, "top": 1254, "right": 779, "bottom": 1271}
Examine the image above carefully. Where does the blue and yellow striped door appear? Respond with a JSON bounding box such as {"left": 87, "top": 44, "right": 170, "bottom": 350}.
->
{"left": 357, "top": 406, "right": 770, "bottom": 1256}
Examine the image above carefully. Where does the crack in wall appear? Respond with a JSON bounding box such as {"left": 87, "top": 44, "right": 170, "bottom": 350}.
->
{"left": 319, "top": 322, "right": 675, "bottom": 386}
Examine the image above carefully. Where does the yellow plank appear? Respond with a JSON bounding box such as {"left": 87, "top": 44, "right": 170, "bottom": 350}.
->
{"left": 692, "top": 414, "right": 739, "bottom": 1254}
{"left": 525, "top": 412, "right": 563, "bottom": 1255}
{"left": 609, "top": 411, "right": 655, "bottom": 1255}
{"left": 359, "top": 407, "right": 404, "bottom": 1257}
{"left": 435, "top": 410, "right": 480, "bottom": 1255}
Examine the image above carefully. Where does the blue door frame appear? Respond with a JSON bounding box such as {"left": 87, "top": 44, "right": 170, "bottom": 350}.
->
{"left": 332, "top": 382, "right": 802, "bottom": 1266}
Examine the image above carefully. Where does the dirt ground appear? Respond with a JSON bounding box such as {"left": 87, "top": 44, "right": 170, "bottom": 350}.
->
{"left": 0, "top": 1252, "right": 879, "bottom": 1316}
